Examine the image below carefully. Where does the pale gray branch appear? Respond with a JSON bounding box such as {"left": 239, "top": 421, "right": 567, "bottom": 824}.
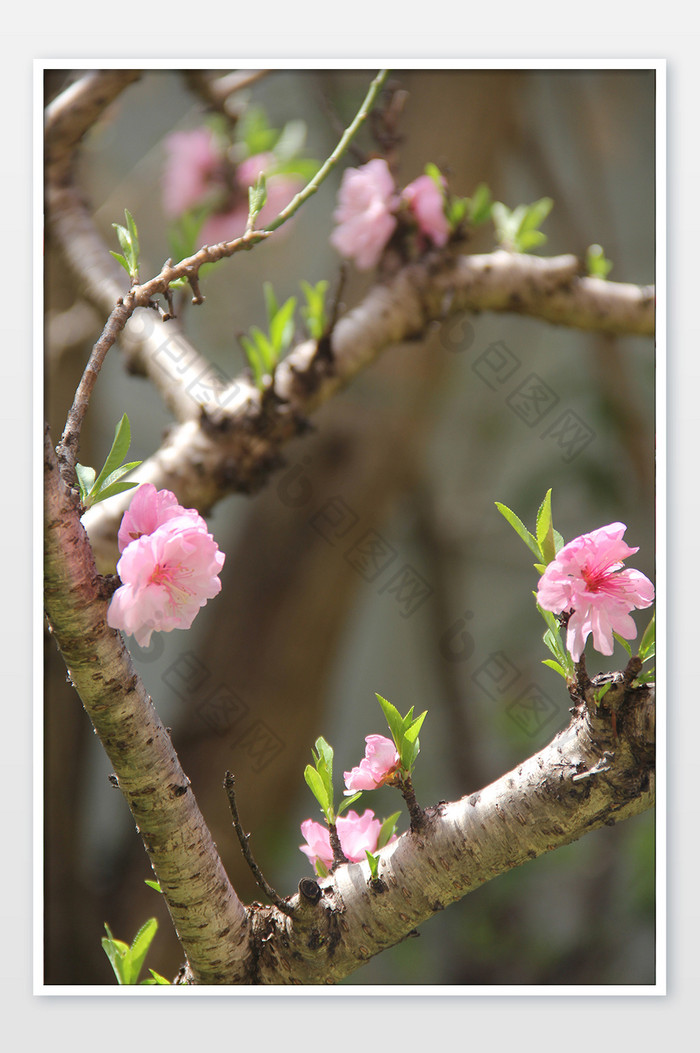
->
{"left": 82, "top": 250, "right": 655, "bottom": 572}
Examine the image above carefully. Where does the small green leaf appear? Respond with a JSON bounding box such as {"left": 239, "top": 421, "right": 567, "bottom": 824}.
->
{"left": 377, "top": 811, "right": 401, "bottom": 849}
{"left": 495, "top": 502, "right": 541, "bottom": 559}
{"left": 269, "top": 296, "right": 297, "bottom": 354}
{"left": 109, "top": 250, "right": 131, "bottom": 275}
{"left": 263, "top": 281, "right": 279, "bottom": 323}
{"left": 424, "top": 162, "right": 444, "bottom": 189}
{"left": 365, "top": 850, "right": 380, "bottom": 880}
{"left": 304, "top": 764, "right": 331, "bottom": 818}
{"left": 141, "top": 969, "right": 171, "bottom": 985}
{"left": 248, "top": 174, "right": 268, "bottom": 227}
{"left": 542, "top": 659, "right": 569, "bottom": 680}
{"left": 468, "top": 183, "right": 493, "bottom": 225}
{"left": 613, "top": 632, "right": 633, "bottom": 656}
{"left": 315, "top": 858, "right": 329, "bottom": 879}
{"left": 375, "top": 694, "right": 405, "bottom": 750}
{"left": 127, "top": 917, "right": 158, "bottom": 985}
{"left": 586, "top": 244, "right": 613, "bottom": 279}
{"left": 535, "top": 489, "right": 556, "bottom": 565}
{"left": 337, "top": 791, "right": 363, "bottom": 814}
{"left": 593, "top": 682, "right": 613, "bottom": 703}
{"left": 144, "top": 879, "right": 162, "bottom": 893}
{"left": 90, "top": 479, "right": 140, "bottom": 504}
{"left": 124, "top": 209, "right": 140, "bottom": 258}
{"left": 639, "top": 611, "right": 655, "bottom": 662}
{"left": 92, "top": 414, "right": 133, "bottom": 494}
{"left": 75, "top": 463, "right": 96, "bottom": 502}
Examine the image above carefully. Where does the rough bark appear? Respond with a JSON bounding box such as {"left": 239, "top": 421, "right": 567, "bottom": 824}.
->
{"left": 44, "top": 429, "right": 250, "bottom": 984}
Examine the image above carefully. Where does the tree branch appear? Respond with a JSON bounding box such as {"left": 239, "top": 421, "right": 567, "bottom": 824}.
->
{"left": 245, "top": 679, "right": 654, "bottom": 985}
{"left": 82, "top": 249, "right": 655, "bottom": 571}
{"left": 44, "top": 427, "right": 251, "bottom": 984}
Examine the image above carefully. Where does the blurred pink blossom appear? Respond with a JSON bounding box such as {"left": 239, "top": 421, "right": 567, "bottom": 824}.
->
{"left": 299, "top": 809, "right": 392, "bottom": 871}
{"left": 108, "top": 486, "right": 225, "bottom": 648}
{"left": 343, "top": 734, "right": 400, "bottom": 793}
{"left": 330, "top": 158, "right": 399, "bottom": 270}
{"left": 536, "top": 522, "right": 654, "bottom": 662}
{"left": 162, "top": 128, "right": 220, "bottom": 217}
{"left": 402, "top": 173, "right": 450, "bottom": 247}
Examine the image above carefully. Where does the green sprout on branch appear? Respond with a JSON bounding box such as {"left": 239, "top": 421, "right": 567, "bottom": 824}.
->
{"left": 110, "top": 209, "right": 141, "bottom": 283}
{"left": 101, "top": 918, "right": 170, "bottom": 985}
{"left": 492, "top": 197, "right": 553, "bottom": 252}
{"left": 75, "top": 413, "right": 141, "bottom": 510}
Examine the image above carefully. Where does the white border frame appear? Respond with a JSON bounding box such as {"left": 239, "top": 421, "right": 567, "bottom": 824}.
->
{"left": 34, "top": 58, "right": 665, "bottom": 997}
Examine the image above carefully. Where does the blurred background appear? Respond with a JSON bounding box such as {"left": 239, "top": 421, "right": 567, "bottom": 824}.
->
{"left": 44, "top": 67, "right": 656, "bottom": 986}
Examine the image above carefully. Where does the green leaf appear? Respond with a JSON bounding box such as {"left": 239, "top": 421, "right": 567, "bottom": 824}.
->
{"left": 90, "top": 479, "right": 140, "bottom": 504}
{"left": 377, "top": 811, "right": 401, "bottom": 849}
{"left": 337, "top": 791, "right": 363, "bottom": 815}
{"left": 144, "top": 879, "right": 162, "bottom": 893}
{"left": 124, "top": 209, "right": 140, "bottom": 258}
{"left": 424, "top": 162, "right": 444, "bottom": 188}
{"left": 402, "top": 711, "right": 427, "bottom": 759}
{"left": 248, "top": 174, "right": 267, "bottom": 225}
{"left": 638, "top": 611, "right": 655, "bottom": 662}
{"left": 304, "top": 764, "right": 331, "bottom": 819}
{"left": 142, "top": 969, "right": 171, "bottom": 985}
{"left": 593, "top": 682, "right": 613, "bottom": 703}
{"left": 263, "top": 281, "right": 279, "bottom": 323}
{"left": 238, "top": 106, "right": 280, "bottom": 155}
{"left": 542, "top": 659, "right": 569, "bottom": 680}
{"left": 101, "top": 924, "right": 130, "bottom": 984}
{"left": 535, "top": 489, "right": 556, "bottom": 565}
{"left": 468, "top": 183, "right": 493, "bottom": 225}
{"left": 92, "top": 414, "right": 133, "bottom": 495}
{"left": 613, "top": 632, "right": 633, "bottom": 656}
{"left": 495, "top": 502, "right": 542, "bottom": 559}
{"left": 239, "top": 334, "right": 265, "bottom": 387}
{"left": 375, "top": 693, "right": 405, "bottom": 750}
{"left": 315, "top": 858, "right": 329, "bottom": 879}
{"left": 586, "top": 243, "right": 613, "bottom": 279}
{"left": 75, "top": 463, "right": 96, "bottom": 502}
{"left": 127, "top": 917, "right": 159, "bottom": 985}
{"left": 300, "top": 279, "right": 328, "bottom": 340}
{"left": 365, "top": 850, "right": 380, "bottom": 880}
{"left": 109, "top": 250, "right": 131, "bottom": 275}
{"left": 269, "top": 296, "right": 297, "bottom": 354}
{"left": 521, "top": 197, "right": 553, "bottom": 233}
{"left": 274, "top": 119, "right": 307, "bottom": 162}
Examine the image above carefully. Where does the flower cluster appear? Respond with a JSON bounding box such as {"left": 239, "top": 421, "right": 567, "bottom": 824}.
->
{"left": 162, "top": 128, "right": 301, "bottom": 244}
{"left": 537, "top": 522, "right": 654, "bottom": 662}
{"left": 343, "top": 734, "right": 399, "bottom": 793}
{"left": 330, "top": 158, "right": 450, "bottom": 270}
{"left": 107, "top": 484, "right": 225, "bottom": 648}
{"left": 299, "top": 810, "right": 394, "bottom": 872}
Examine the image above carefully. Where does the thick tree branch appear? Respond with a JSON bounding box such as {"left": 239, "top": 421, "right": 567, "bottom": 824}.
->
{"left": 243, "top": 678, "right": 654, "bottom": 985}
{"left": 82, "top": 249, "right": 655, "bottom": 571}
{"left": 44, "top": 428, "right": 250, "bottom": 984}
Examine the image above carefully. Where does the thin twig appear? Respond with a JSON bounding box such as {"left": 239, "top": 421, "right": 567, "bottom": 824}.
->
{"left": 224, "top": 772, "right": 294, "bottom": 915}
{"left": 265, "top": 69, "right": 390, "bottom": 233}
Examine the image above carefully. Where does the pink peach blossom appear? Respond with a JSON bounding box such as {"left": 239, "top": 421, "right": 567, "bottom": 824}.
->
{"left": 117, "top": 483, "right": 201, "bottom": 553}
{"left": 108, "top": 488, "right": 225, "bottom": 648}
{"left": 330, "top": 158, "right": 399, "bottom": 270}
{"left": 402, "top": 173, "right": 450, "bottom": 247}
{"left": 536, "top": 522, "right": 654, "bottom": 662}
{"left": 299, "top": 809, "right": 392, "bottom": 871}
{"left": 343, "top": 734, "right": 400, "bottom": 793}
{"left": 162, "top": 128, "right": 220, "bottom": 217}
